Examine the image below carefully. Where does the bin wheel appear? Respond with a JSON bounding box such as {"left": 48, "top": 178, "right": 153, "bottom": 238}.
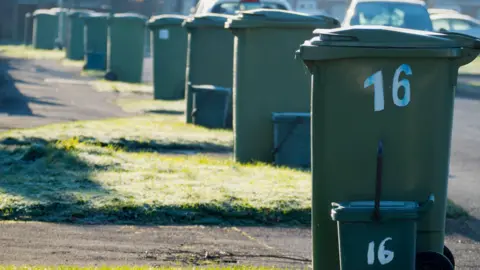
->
{"left": 444, "top": 245, "right": 455, "bottom": 268}
{"left": 104, "top": 71, "right": 117, "bottom": 81}
{"left": 416, "top": 251, "right": 454, "bottom": 270}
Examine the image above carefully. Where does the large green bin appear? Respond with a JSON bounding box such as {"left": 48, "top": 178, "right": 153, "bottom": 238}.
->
{"left": 65, "top": 10, "right": 91, "bottom": 60}
{"left": 225, "top": 9, "right": 339, "bottom": 163}
{"left": 182, "top": 14, "right": 234, "bottom": 124}
{"left": 82, "top": 12, "right": 108, "bottom": 70}
{"left": 296, "top": 26, "right": 480, "bottom": 270}
{"left": 147, "top": 15, "right": 188, "bottom": 100}
{"left": 106, "top": 13, "right": 147, "bottom": 83}
{"left": 50, "top": 7, "right": 68, "bottom": 49}
{"left": 32, "top": 9, "right": 58, "bottom": 50}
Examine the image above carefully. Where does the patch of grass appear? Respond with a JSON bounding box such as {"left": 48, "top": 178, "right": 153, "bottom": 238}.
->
{"left": 81, "top": 69, "right": 106, "bottom": 79}
{"left": 0, "top": 45, "right": 64, "bottom": 60}
{"left": 91, "top": 80, "right": 153, "bottom": 94}
{"left": 61, "top": 59, "right": 84, "bottom": 68}
{"left": 446, "top": 199, "right": 469, "bottom": 219}
{"left": 116, "top": 98, "right": 184, "bottom": 114}
{"left": 0, "top": 102, "right": 468, "bottom": 224}
{"left": 460, "top": 56, "right": 480, "bottom": 75}
{"left": 0, "top": 267, "right": 289, "bottom": 270}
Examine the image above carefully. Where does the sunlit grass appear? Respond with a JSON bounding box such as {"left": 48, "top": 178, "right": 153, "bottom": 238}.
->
{"left": 0, "top": 45, "right": 64, "bottom": 60}
{"left": 0, "top": 267, "right": 291, "bottom": 270}
{"left": 91, "top": 80, "right": 153, "bottom": 94}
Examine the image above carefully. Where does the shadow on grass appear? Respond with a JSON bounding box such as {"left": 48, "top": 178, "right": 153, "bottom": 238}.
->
{"left": 76, "top": 136, "right": 232, "bottom": 154}
{"left": 145, "top": 109, "right": 184, "bottom": 115}
{"left": 0, "top": 137, "right": 306, "bottom": 227}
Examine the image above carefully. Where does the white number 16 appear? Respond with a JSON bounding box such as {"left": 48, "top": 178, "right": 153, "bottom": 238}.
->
{"left": 364, "top": 64, "right": 413, "bottom": 112}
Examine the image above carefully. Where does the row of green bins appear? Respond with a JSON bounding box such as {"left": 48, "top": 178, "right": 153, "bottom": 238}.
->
{"left": 65, "top": 10, "right": 92, "bottom": 60}
{"left": 296, "top": 26, "right": 480, "bottom": 269}
{"left": 32, "top": 9, "right": 59, "bottom": 50}
{"left": 272, "top": 112, "right": 310, "bottom": 168}
{"left": 24, "top": 13, "right": 33, "bottom": 45}
{"left": 191, "top": 84, "right": 232, "bottom": 129}
{"left": 225, "top": 9, "right": 340, "bottom": 163}
{"left": 148, "top": 15, "right": 188, "bottom": 100}
{"left": 82, "top": 12, "right": 108, "bottom": 70}
{"left": 105, "top": 13, "right": 147, "bottom": 83}
{"left": 183, "top": 14, "right": 234, "bottom": 124}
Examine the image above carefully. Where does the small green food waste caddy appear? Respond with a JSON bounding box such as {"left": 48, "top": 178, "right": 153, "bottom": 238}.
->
{"left": 297, "top": 26, "right": 480, "bottom": 270}
{"left": 106, "top": 13, "right": 147, "bottom": 83}
{"left": 182, "top": 14, "right": 234, "bottom": 124}
{"left": 147, "top": 15, "right": 188, "bottom": 100}
{"left": 224, "top": 9, "right": 339, "bottom": 164}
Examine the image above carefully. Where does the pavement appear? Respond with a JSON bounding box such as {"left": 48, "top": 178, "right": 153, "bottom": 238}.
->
{"left": 0, "top": 56, "right": 478, "bottom": 268}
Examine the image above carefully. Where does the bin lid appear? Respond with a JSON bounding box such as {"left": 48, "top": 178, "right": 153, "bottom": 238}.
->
{"left": 67, "top": 9, "right": 92, "bottom": 18}
{"left": 148, "top": 14, "right": 187, "bottom": 29}
{"left": 112, "top": 12, "right": 148, "bottom": 22}
{"left": 331, "top": 200, "right": 422, "bottom": 222}
{"left": 33, "top": 9, "right": 57, "bottom": 17}
{"left": 272, "top": 112, "right": 310, "bottom": 123}
{"left": 225, "top": 9, "right": 340, "bottom": 29}
{"left": 183, "top": 13, "right": 233, "bottom": 29}
{"left": 297, "top": 25, "right": 480, "bottom": 61}
{"left": 81, "top": 12, "right": 108, "bottom": 20}
{"left": 190, "top": 84, "right": 232, "bottom": 92}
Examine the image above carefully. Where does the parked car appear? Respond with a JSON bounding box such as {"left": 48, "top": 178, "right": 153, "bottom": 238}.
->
{"left": 193, "top": 0, "right": 292, "bottom": 15}
{"left": 430, "top": 13, "right": 480, "bottom": 38}
{"left": 343, "top": 0, "right": 434, "bottom": 31}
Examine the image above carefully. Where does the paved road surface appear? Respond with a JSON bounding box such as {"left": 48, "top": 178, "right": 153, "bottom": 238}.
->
{"left": 0, "top": 58, "right": 129, "bottom": 132}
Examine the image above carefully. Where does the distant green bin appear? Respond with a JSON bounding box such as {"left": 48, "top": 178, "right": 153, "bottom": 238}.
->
{"left": 272, "top": 112, "right": 311, "bottom": 168}
{"left": 147, "top": 15, "right": 188, "bottom": 100}
{"left": 225, "top": 9, "right": 340, "bottom": 163}
{"left": 183, "top": 14, "right": 235, "bottom": 125}
{"left": 82, "top": 12, "right": 108, "bottom": 70}
{"left": 106, "top": 13, "right": 147, "bottom": 83}
{"left": 32, "top": 9, "right": 59, "bottom": 50}
{"left": 24, "top": 12, "right": 33, "bottom": 45}
{"left": 65, "top": 10, "right": 91, "bottom": 60}
{"left": 191, "top": 84, "right": 232, "bottom": 129}
{"left": 50, "top": 7, "right": 68, "bottom": 49}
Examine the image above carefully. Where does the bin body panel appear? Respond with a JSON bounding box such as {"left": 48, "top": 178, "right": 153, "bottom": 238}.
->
{"left": 272, "top": 113, "right": 311, "bottom": 168}
{"left": 185, "top": 28, "right": 234, "bottom": 123}
{"left": 84, "top": 14, "right": 108, "bottom": 70}
{"left": 150, "top": 25, "right": 188, "bottom": 100}
{"left": 33, "top": 13, "right": 58, "bottom": 50}
{"left": 233, "top": 29, "right": 312, "bottom": 163}
{"left": 107, "top": 14, "right": 146, "bottom": 83}
{"left": 310, "top": 57, "right": 455, "bottom": 269}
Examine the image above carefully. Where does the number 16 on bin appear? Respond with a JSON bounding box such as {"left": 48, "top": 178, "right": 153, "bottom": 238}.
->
{"left": 364, "top": 64, "right": 413, "bottom": 112}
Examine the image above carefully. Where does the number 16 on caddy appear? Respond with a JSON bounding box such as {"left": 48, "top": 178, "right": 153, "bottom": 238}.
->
{"left": 364, "top": 64, "right": 413, "bottom": 112}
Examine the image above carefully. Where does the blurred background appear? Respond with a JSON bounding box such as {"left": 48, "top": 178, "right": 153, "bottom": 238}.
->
{"left": 0, "top": 0, "right": 474, "bottom": 43}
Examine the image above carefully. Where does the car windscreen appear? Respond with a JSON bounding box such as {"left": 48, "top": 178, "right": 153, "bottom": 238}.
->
{"left": 350, "top": 2, "right": 433, "bottom": 31}
{"left": 211, "top": 2, "right": 288, "bottom": 14}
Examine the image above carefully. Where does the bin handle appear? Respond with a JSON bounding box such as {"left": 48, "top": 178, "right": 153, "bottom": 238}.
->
{"left": 418, "top": 194, "right": 435, "bottom": 213}
{"left": 372, "top": 140, "right": 383, "bottom": 222}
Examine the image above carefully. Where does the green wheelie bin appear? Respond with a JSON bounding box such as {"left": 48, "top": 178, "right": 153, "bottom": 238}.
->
{"left": 147, "top": 15, "right": 188, "bottom": 100}
{"left": 24, "top": 12, "right": 33, "bottom": 45}
{"left": 225, "top": 9, "right": 339, "bottom": 164}
{"left": 32, "top": 9, "right": 58, "bottom": 50}
{"left": 296, "top": 26, "right": 480, "bottom": 270}
{"left": 65, "top": 10, "right": 91, "bottom": 60}
{"left": 106, "top": 13, "right": 147, "bottom": 83}
{"left": 182, "top": 14, "right": 234, "bottom": 125}
{"left": 82, "top": 12, "right": 108, "bottom": 71}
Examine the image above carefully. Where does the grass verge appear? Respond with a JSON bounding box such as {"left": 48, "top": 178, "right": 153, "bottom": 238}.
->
{"left": 91, "top": 80, "right": 153, "bottom": 94}
{"left": 0, "top": 99, "right": 468, "bottom": 224}
{"left": 0, "top": 267, "right": 287, "bottom": 270}
{"left": 0, "top": 45, "right": 64, "bottom": 60}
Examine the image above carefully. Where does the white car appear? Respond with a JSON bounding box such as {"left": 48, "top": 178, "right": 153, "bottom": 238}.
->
{"left": 343, "top": 0, "right": 434, "bottom": 31}
{"left": 193, "top": 0, "right": 293, "bottom": 15}
{"left": 430, "top": 13, "right": 480, "bottom": 39}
